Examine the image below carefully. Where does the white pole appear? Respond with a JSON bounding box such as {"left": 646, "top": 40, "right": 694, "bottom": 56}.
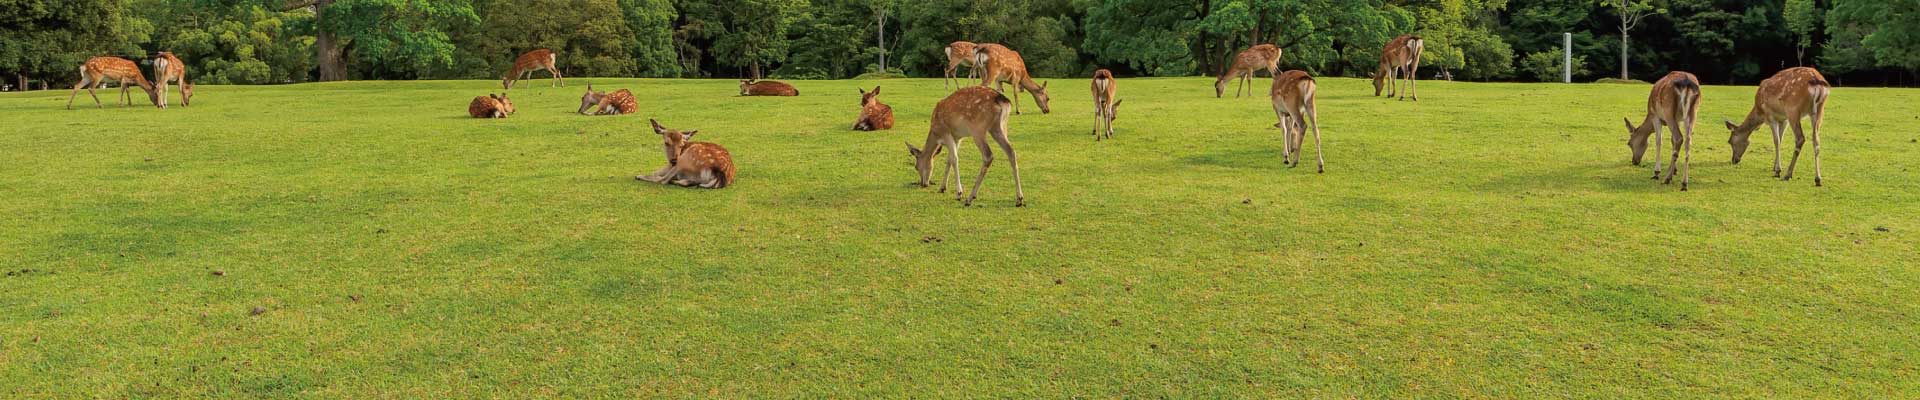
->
{"left": 1563, "top": 32, "right": 1573, "bottom": 83}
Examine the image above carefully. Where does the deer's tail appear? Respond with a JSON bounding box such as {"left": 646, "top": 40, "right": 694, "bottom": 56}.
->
{"left": 1673, "top": 74, "right": 1700, "bottom": 123}
{"left": 1807, "top": 78, "right": 1830, "bottom": 110}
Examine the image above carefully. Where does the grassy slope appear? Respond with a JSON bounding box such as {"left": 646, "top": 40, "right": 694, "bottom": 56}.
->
{"left": 1, "top": 77, "right": 1916, "bottom": 397}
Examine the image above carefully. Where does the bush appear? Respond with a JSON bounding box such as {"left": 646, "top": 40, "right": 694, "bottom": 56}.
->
{"left": 1521, "top": 51, "right": 1587, "bottom": 82}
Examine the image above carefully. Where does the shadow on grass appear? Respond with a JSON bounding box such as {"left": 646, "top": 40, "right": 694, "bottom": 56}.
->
{"left": 1178, "top": 148, "right": 1287, "bottom": 170}
{"left": 1471, "top": 161, "right": 1731, "bottom": 194}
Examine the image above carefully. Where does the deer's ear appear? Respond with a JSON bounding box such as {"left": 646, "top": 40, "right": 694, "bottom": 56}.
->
{"left": 1040, "top": 81, "right": 1049, "bottom": 89}
{"left": 1723, "top": 119, "right": 1737, "bottom": 131}
{"left": 872, "top": 86, "right": 881, "bottom": 95}
{"left": 905, "top": 142, "right": 921, "bottom": 157}
{"left": 858, "top": 87, "right": 866, "bottom": 95}
{"left": 683, "top": 130, "right": 698, "bottom": 139}
{"left": 651, "top": 119, "right": 668, "bottom": 135}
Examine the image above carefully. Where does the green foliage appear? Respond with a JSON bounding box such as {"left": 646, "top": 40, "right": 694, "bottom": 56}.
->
{"left": 1782, "top": 0, "right": 1820, "bottom": 55}
{"left": 317, "top": 0, "right": 478, "bottom": 79}
{"left": 127, "top": 1, "right": 314, "bottom": 84}
{"left": 0, "top": 0, "right": 128, "bottom": 84}
{"left": 1822, "top": 0, "right": 1920, "bottom": 74}
{"left": 1520, "top": 49, "right": 1586, "bottom": 81}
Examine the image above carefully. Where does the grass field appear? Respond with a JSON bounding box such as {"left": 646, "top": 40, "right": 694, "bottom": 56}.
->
{"left": 2, "top": 76, "right": 1917, "bottom": 397}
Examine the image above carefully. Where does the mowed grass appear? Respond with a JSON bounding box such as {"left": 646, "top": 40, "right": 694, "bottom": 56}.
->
{"left": 1, "top": 76, "right": 1917, "bottom": 398}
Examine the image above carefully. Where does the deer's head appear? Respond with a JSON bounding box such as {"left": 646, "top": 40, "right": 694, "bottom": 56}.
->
{"left": 652, "top": 119, "right": 697, "bottom": 167}
{"left": 905, "top": 142, "right": 938, "bottom": 187}
{"left": 1370, "top": 72, "right": 1386, "bottom": 96}
{"left": 1031, "top": 81, "right": 1052, "bottom": 114}
{"left": 180, "top": 83, "right": 193, "bottom": 106}
{"left": 1107, "top": 99, "right": 1123, "bottom": 122}
{"left": 1625, "top": 118, "right": 1652, "bottom": 165}
{"left": 491, "top": 93, "right": 515, "bottom": 115}
{"left": 1725, "top": 118, "right": 1755, "bottom": 164}
{"left": 859, "top": 86, "right": 881, "bottom": 107}
{"left": 739, "top": 79, "right": 755, "bottom": 96}
{"left": 578, "top": 84, "right": 606, "bottom": 114}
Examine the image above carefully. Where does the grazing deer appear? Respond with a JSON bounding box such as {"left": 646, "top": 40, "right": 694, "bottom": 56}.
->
{"left": 944, "top": 41, "right": 980, "bottom": 90}
{"left": 973, "top": 44, "right": 1051, "bottom": 114}
{"left": 904, "top": 86, "right": 1024, "bottom": 207}
{"left": 1370, "top": 34, "right": 1425, "bottom": 101}
{"left": 501, "top": 49, "right": 562, "bottom": 90}
{"left": 468, "top": 93, "right": 514, "bottom": 118}
{"left": 1091, "top": 69, "right": 1122, "bottom": 140}
{"left": 1725, "top": 67, "right": 1832, "bottom": 186}
{"left": 66, "top": 57, "right": 158, "bottom": 109}
{"left": 639, "top": 119, "right": 736, "bottom": 189}
{"left": 577, "top": 84, "right": 637, "bottom": 115}
{"left": 1623, "top": 71, "right": 1703, "bottom": 190}
{"left": 1269, "top": 70, "right": 1324, "bottom": 172}
{"left": 152, "top": 51, "right": 192, "bottom": 108}
{"left": 739, "top": 79, "right": 799, "bottom": 96}
{"left": 1216, "top": 44, "right": 1282, "bottom": 98}
{"left": 853, "top": 86, "right": 894, "bottom": 131}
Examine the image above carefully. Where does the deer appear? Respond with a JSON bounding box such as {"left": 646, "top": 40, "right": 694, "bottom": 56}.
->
{"left": 904, "top": 86, "right": 1024, "bottom": 207}
{"left": 468, "top": 93, "right": 515, "bottom": 118}
{"left": 853, "top": 86, "right": 894, "bottom": 131}
{"left": 1623, "top": 71, "right": 1703, "bottom": 190}
{"left": 1090, "top": 69, "right": 1122, "bottom": 140}
{"left": 739, "top": 79, "right": 799, "bottom": 96}
{"left": 1370, "top": 34, "right": 1425, "bottom": 101}
{"left": 639, "top": 119, "right": 736, "bottom": 189}
{"left": 152, "top": 51, "right": 192, "bottom": 108}
{"left": 1216, "top": 44, "right": 1282, "bottom": 98}
{"left": 501, "top": 49, "right": 562, "bottom": 90}
{"left": 1724, "top": 67, "right": 1832, "bottom": 186}
{"left": 66, "top": 57, "right": 158, "bottom": 109}
{"left": 1269, "top": 70, "right": 1324, "bottom": 172}
{"left": 973, "top": 44, "right": 1050, "bottom": 115}
{"left": 577, "top": 84, "right": 637, "bottom": 115}
{"left": 944, "top": 41, "right": 980, "bottom": 90}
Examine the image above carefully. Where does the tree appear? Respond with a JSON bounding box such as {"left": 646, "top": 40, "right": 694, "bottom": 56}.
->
{"left": 1597, "top": 0, "right": 1663, "bottom": 79}
{"left": 1782, "top": 0, "right": 1820, "bottom": 66}
{"left": 282, "top": 0, "right": 478, "bottom": 80}
{"left": 1821, "top": 0, "right": 1920, "bottom": 78}
{"left": 0, "top": 0, "right": 129, "bottom": 89}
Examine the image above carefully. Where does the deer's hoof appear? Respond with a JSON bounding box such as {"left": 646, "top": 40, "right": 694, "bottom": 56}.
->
{"left": 1016, "top": 198, "right": 1025, "bottom": 207}
{"left": 1815, "top": 178, "right": 1823, "bottom": 187}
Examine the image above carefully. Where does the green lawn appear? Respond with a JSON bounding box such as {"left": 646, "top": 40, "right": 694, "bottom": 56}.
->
{"left": 2, "top": 77, "right": 1916, "bottom": 397}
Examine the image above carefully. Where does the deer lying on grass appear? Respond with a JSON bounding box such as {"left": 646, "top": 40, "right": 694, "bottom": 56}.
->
{"left": 974, "top": 44, "right": 1051, "bottom": 115}
{"left": 853, "top": 86, "right": 894, "bottom": 131}
{"left": 153, "top": 51, "right": 192, "bottom": 108}
{"left": 944, "top": 41, "right": 979, "bottom": 90}
{"left": 1623, "top": 71, "right": 1702, "bottom": 190}
{"left": 1725, "top": 67, "right": 1831, "bottom": 186}
{"left": 1371, "top": 34, "right": 1425, "bottom": 101}
{"left": 578, "top": 84, "right": 637, "bottom": 115}
{"left": 1270, "top": 70, "right": 1324, "bottom": 172}
{"left": 66, "top": 57, "right": 158, "bottom": 109}
{"left": 639, "top": 119, "right": 736, "bottom": 189}
{"left": 739, "top": 79, "right": 799, "bottom": 96}
{"left": 467, "top": 93, "right": 515, "bottom": 118}
{"left": 905, "top": 86, "right": 1024, "bottom": 207}
{"left": 502, "top": 49, "right": 562, "bottom": 90}
{"left": 1216, "top": 44, "right": 1281, "bottom": 98}
{"left": 1091, "top": 69, "right": 1122, "bottom": 140}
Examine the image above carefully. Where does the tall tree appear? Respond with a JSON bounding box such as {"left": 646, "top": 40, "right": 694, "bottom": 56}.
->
{"left": 1597, "top": 0, "right": 1663, "bottom": 79}
{"left": 1782, "top": 0, "right": 1820, "bottom": 66}
{"left": 0, "top": 0, "right": 129, "bottom": 89}
{"left": 282, "top": 0, "right": 477, "bottom": 80}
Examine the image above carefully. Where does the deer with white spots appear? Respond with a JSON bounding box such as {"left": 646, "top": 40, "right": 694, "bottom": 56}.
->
{"left": 1624, "top": 71, "right": 1703, "bottom": 190}
{"left": 1270, "top": 70, "right": 1324, "bottom": 172}
{"left": 973, "top": 44, "right": 1051, "bottom": 115}
{"left": 943, "top": 41, "right": 979, "bottom": 90}
{"left": 1090, "top": 69, "right": 1121, "bottom": 140}
{"left": 640, "top": 119, "right": 737, "bottom": 189}
{"left": 1370, "top": 34, "right": 1424, "bottom": 101}
{"left": 1725, "top": 67, "right": 1832, "bottom": 186}
{"left": 1216, "top": 44, "right": 1281, "bottom": 98}
{"left": 153, "top": 52, "right": 193, "bottom": 108}
{"left": 502, "top": 49, "right": 562, "bottom": 90}
{"left": 905, "top": 86, "right": 1024, "bottom": 207}
{"left": 66, "top": 57, "right": 157, "bottom": 109}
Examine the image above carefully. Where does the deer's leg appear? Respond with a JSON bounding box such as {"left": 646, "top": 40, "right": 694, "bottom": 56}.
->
{"left": 1769, "top": 120, "right": 1785, "bottom": 177}
{"left": 1681, "top": 113, "right": 1695, "bottom": 191}
{"left": 1650, "top": 120, "right": 1665, "bottom": 179}
{"left": 157, "top": 79, "right": 167, "bottom": 108}
{"left": 1271, "top": 101, "right": 1291, "bottom": 163}
{"left": 1408, "top": 62, "right": 1420, "bottom": 101}
{"left": 943, "top": 140, "right": 961, "bottom": 197}
{"left": 1784, "top": 119, "right": 1807, "bottom": 181}
{"left": 944, "top": 64, "right": 955, "bottom": 90}
{"left": 964, "top": 135, "right": 994, "bottom": 207}
{"left": 1092, "top": 99, "right": 1102, "bottom": 140}
{"left": 67, "top": 76, "right": 93, "bottom": 109}
{"left": 87, "top": 82, "right": 105, "bottom": 108}
{"left": 549, "top": 64, "right": 563, "bottom": 87}
{"left": 1810, "top": 111, "right": 1824, "bottom": 186}
{"left": 1663, "top": 119, "right": 1682, "bottom": 185}
{"left": 637, "top": 164, "right": 675, "bottom": 183}
{"left": 989, "top": 125, "right": 1024, "bottom": 207}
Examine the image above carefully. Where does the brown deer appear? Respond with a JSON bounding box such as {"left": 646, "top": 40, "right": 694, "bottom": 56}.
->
{"left": 501, "top": 49, "right": 562, "bottom": 90}
{"left": 468, "top": 93, "right": 515, "bottom": 118}
{"left": 153, "top": 51, "right": 192, "bottom": 108}
{"left": 1370, "top": 34, "right": 1425, "bottom": 101}
{"left": 66, "top": 57, "right": 158, "bottom": 109}
{"left": 1269, "top": 70, "right": 1324, "bottom": 172}
{"left": 1725, "top": 67, "right": 1832, "bottom": 186}
{"left": 904, "top": 86, "right": 1024, "bottom": 207}
{"left": 640, "top": 119, "right": 736, "bottom": 189}
{"left": 739, "top": 79, "right": 799, "bottom": 96}
{"left": 853, "top": 86, "right": 894, "bottom": 131}
{"left": 1216, "top": 44, "right": 1282, "bottom": 98}
{"left": 944, "top": 41, "right": 980, "bottom": 90}
{"left": 1090, "top": 69, "right": 1122, "bottom": 140}
{"left": 973, "top": 44, "right": 1050, "bottom": 114}
{"left": 1623, "top": 71, "right": 1703, "bottom": 190}
{"left": 577, "top": 84, "right": 637, "bottom": 115}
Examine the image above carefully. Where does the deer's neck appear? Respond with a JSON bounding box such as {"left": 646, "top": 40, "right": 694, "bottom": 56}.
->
{"left": 1731, "top": 107, "right": 1768, "bottom": 135}
{"left": 1017, "top": 74, "right": 1042, "bottom": 90}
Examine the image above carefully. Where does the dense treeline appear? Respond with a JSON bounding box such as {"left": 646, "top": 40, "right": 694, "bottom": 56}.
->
{"left": 3, "top": 0, "right": 1918, "bottom": 90}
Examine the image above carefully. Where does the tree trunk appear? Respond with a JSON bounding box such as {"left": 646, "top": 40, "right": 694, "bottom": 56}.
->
{"left": 1619, "top": 32, "right": 1630, "bottom": 80}
{"left": 313, "top": 0, "right": 347, "bottom": 81}
{"left": 15, "top": 73, "right": 23, "bottom": 92}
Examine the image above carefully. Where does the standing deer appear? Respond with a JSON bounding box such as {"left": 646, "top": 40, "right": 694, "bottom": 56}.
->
{"left": 640, "top": 119, "right": 736, "bottom": 189}
{"left": 973, "top": 44, "right": 1051, "bottom": 114}
{"left": 577, "top": 84, "right": 637, "bottom": 115}
{"left": 501, "top": 49, "right": 562, "bottom": 90}
{"left": 468, "top": 93, "right": 515, "bottom": 118}
{"left": 944, "top": 41, "right": 980, "bottom": 90}
{"left": 1269, "top": 70, "right": 1324, "bottom": 172}
{"left": 1725, "top": 67, "right": 1832, "bottom": 186}
{"left": 67, "top": 57, "right": 157, "bottom": 109}
{"left": 1216, "top": 44, "right": 1282, "bottom": 98}
{"left": 739, "top": 79, "right": 799, "bottom": 96}
{"left": 1090, "top": 69, "right": 1122, "bottom": 140}
{"left": 853, "top": 86, "right": 894, "bottom": 131}
{"left": 904, "top": 86, "right": 1024, "bottom": 207}
{"left": 1623, "top": 71, "right": 1703, "bottom": 190}
{"left": 1370, "top": 34, "right": 1425, "bottom": 101}
{"left": 153, "top": 51, "right": 192, "bottom": 108}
